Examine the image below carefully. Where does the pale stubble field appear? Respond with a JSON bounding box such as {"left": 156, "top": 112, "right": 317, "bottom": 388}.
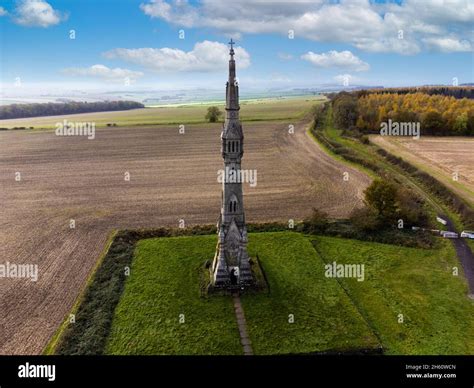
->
{"left": 371, "top": 136, "right": 474, "bottom": 207}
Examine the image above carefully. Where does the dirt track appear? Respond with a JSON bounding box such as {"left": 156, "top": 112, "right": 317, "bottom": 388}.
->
{"left": 0, "top": 120, "right": 370, "bottom": 354}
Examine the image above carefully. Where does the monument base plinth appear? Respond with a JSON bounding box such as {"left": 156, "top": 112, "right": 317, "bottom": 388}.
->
{"left": 205, "top": 255, "right": 267, "bottom": 296}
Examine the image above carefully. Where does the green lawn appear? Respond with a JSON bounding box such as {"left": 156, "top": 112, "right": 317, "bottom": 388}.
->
{"left": 0, "top": 96, "right": 325, "bottom": 129}
{"left": 314, "top": 236, "right": 474, "bottom": 355}
{"left": 242, "top": 232, "right": 379, "bottom": 354}
{"left": 105, "top": 235, "right": 242, "bottom": 355}
{"left": 105, "top": 232, "right": 379, "bottom": 355}
{"left": 103, "top": 232, "right": 474, "bottom": 355}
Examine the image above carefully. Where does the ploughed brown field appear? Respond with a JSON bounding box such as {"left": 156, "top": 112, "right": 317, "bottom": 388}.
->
{"left": 0, "top": 120, "right": 370, "bottom": 354}
{"left": 371, "top": 136, "right": 474, "bottom": 207}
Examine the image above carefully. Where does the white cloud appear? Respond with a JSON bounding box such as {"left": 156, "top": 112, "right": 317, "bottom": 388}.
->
{"left": 385, "top": 0, "right": 474, "bottom": 25}
{"left": 140, "top": 0, "right": 198, "bottom": 28}
{"left": 61, "top": 65, "right": 144, "bottom": 82}
{"left": 139, "top": 0, "right": 474, "bottom": 54}
{"left": 423, "top": 37, "right": 472, "bottom": 53}
{"left": 140, "top": 0, "right": 171, "bottom": 18}
{"left": 103, "top": 40, "right": 250, "bottom": 72}
{"left": 352, "top": 37, "right": 421, "bottom": 55}
{"left": 301, "top": 50, "right": 369, "bottom": 71}
{"left": 0, "top": 7, "right": 8, "bottom": 16}
{"left": 13, "top": 0, "right": 66, "bottom": 27}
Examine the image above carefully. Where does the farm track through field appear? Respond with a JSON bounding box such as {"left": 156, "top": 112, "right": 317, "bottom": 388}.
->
{"left": 0, "top": 119, "right": 370, "bottom": 354}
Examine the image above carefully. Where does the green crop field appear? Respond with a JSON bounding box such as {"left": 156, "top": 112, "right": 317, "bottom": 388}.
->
{"left": 102, "top": 232, "right": 474, "bottom": 355}
{"left": 0, "top": 96, "right": 325, "bottom": 129}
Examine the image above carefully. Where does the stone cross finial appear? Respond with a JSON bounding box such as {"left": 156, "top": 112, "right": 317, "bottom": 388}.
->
{"left": 229, "top": 38, "right": 235, "bottom": 56}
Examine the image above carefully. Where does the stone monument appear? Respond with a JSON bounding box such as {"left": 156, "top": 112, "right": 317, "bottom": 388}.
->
{"left": 211, "top": 39, "right": 254, "bottom": 288}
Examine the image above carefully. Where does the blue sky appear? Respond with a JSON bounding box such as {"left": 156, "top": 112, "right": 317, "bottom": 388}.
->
{"left": 1, "top": 0, "right": 473, "bottom": 97}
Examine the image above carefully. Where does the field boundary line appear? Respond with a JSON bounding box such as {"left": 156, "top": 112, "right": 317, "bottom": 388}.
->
{"left": 43, "top": 229, "right": 118, "bottom": 355}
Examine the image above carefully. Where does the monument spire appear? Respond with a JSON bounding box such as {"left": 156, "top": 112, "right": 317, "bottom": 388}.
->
{"left": 226, "top": 39, "right": 239, "bottom": 112}
{"left": 210, "top": 40, "right": 254, "bottom": 289}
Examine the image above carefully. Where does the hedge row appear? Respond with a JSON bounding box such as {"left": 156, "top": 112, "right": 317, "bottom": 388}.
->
{"left": 376, "top": 148, "right": 474, "bottom": 229}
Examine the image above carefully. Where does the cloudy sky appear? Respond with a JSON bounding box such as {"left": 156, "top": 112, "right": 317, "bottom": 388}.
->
{"left": 0, "top": 0, "right": 473, "bottom": 96}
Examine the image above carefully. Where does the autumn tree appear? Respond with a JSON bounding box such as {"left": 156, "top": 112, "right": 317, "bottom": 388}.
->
{"left": 353, "top": 91, "right": 474, "bottom": 136}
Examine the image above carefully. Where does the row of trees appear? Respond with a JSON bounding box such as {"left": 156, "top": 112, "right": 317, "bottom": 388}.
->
{"left": 0, "top": 101, "right": 145, "bottom": 120}
{"left": 357, "top": 86, "right": 474, "bottom": 100}
{"left": 332, "top": 91, "right": 474, "bottom": 136}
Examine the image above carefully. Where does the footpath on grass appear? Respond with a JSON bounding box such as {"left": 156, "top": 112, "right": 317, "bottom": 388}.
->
{"left": 232, "top": 293, "right": 253, "bottom": 355}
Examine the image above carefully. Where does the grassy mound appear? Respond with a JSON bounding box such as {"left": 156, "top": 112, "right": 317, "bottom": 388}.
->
{"left": 105, "top": 232, "right": 380, "bottom": 355}
{"left": 53, "top": 230, "right": 474, "bottom": 355}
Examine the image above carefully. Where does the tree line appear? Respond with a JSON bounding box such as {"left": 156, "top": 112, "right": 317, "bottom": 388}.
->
{"left": 0, "top": 101, "right": 145, "bottom": 120}
{"left": 332, "top": 90, "right": 474, "bottom": 136}
{"left": 357, "top": 86, "right": 474, "bottom": 100}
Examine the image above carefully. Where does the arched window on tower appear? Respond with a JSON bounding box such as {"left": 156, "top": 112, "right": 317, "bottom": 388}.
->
{"left": 229, "top": 200, "right": 237, "bottom": 213}
{"left": 229, "top": 195, "right": 238, "bottom": 213}
{"left": 235, "top": 141, "right": 239, "bottom": 152}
